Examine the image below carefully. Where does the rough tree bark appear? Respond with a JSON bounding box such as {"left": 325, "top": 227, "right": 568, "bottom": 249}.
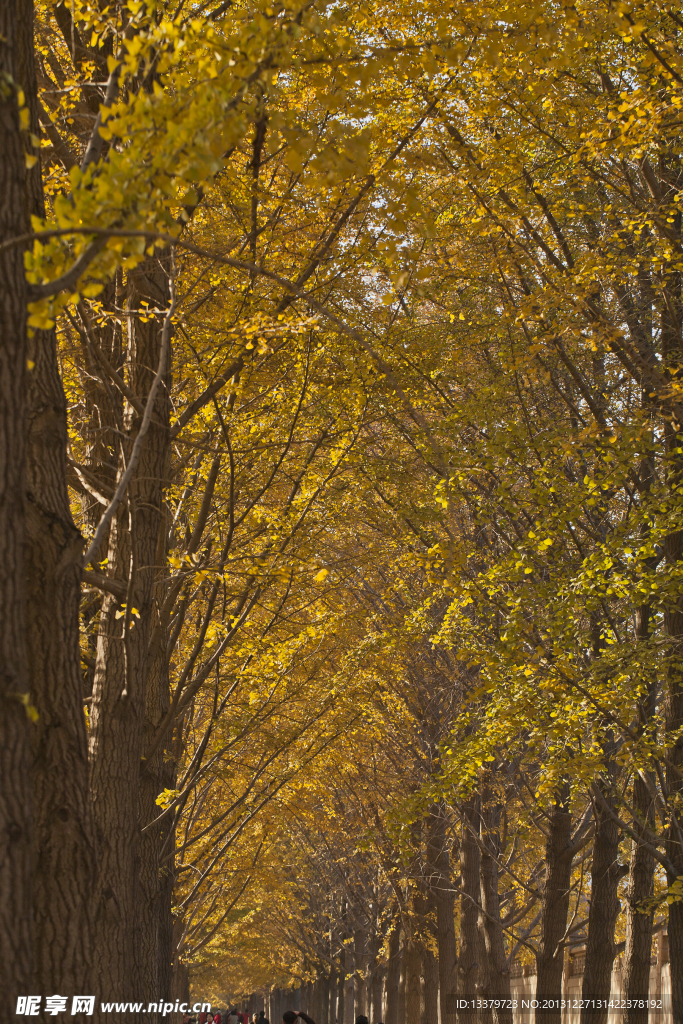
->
{"left": 354, "top": 927, "right": 369, "bottom": 1017}
{"left": 622, "top": 769, "right": 656, "bottom": 1024}
{"left": 479, "top": 798, "right": 513, "bottom": 1024}
{"left": 337, "top": 954, "right": 345, "bottom": 1024}
{"left": 371, "top": 962, "right": 383, "bottom": 1024}
{"left": 414, "top": 861, "right": 438, "bottom": 1024}
{"left": 343, "top": 940, "right": 354, "bottom": 1024}
{"left": 385, "top": 924, "right": 402, "bottom": 1024}
{"left": 664, "top": 499, "right": 683, "bottom": 1022}
{"left": 580, "top": 782, "right": 623, "bottom": 1024}
{"left": 0, "top": 0, "right": 34, "bottom": 1011}
{"left": 661, "top": 165, "right": 683, "bottom": 1024}
{"left": 398, "top": 944, "right": 406, "bottom": 1024}
{"left": 88, "top": 256, "right": 171, "bottom": 1018}
{"left": 321, "top": 972, "right": 331, "bottom": 1024}
{"left": 535, "top": 785, "right": 573, "bottom": 1024}
{"left": 16, "top": 1, "right": 98, "bottom": 998}
{"left": 404, "top": 928, "right": 422, "bottom": 1024}
{"left": 458, "top": 796, "right": 481, "bottom": 1024}
{"left": 139, "top": 528, "right": 174, "bottom": 1022}
{"left": 623, "top": 450, "right": 657, "bottom": 1024}
{"left": 426, "top": 805, "right": 458, "bottom": 1024}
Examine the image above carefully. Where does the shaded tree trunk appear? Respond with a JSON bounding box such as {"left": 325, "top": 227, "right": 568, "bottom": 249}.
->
{"left": 664, "top": 541, "right": 683, "bottom": 1024}
{"left": 420, "top": 945, "right": 439, "bottom": 1024}
{"left": 385, "top": 924, "right": 402, "bottom": 1024}
{"left": 661, "top": 195, "right": 683, "bottom": 1024}
{"left": 415, "top": 871, "right": 439, "bottom": 1024}
{"left": 404, "top": 934, "right": 422, "bottom": 1024}
{"left": 88, "top": 256, "right": 171, "bottom": 1018}
{"left": 337, "top": 955, "right": 345, "bottom": 1024}
{"left": 581, "top": 783, "right": 623, "bottom": 1024}
{"left": 535, "top": 785, "right": 573, "bottom": 1024}
{"left": 458, "top": 797, "right": 481, "bottom": 1024}
{"left": 344, "top": 941, "right": 354, "bottom": 1024}
{"left": 479, "top": 799, "right": 513, "bottom": 1024}
{"left": 16, "top": 1, "right": 98, "bottom": 998}
{"left": 623, "top": 459, "right": 657, "bottom": 1024}
{"left": 355, "top": 927, "right": 369, "bottom": 1017}
{"left": 398, "top": 944, "right": 406, "bottom": 1024}
{"left": 321, "top": 972, "right": 331, "bottom": 1024}
{"left": 0, "top": 0, "right": 34, "bottom": 1009}
{"left": 371, "top": 963, "right": 383, "bottom": 1024}
{"left": 139, "top": 559, "right": 174, "bottom": 1023}
{"left": 427, "top": 805, "right": 458, "bottom": 1024}
{"left": 327, "top": 970, "right": 336, "bottom": 1024}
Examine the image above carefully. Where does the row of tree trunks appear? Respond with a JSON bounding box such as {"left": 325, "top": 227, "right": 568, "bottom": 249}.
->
{"left": 1, "top": 3, "right": 178, "bottom": 1020}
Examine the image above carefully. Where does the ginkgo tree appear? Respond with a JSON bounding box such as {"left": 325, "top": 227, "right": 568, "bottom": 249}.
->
{"left": 4, "top": 0, "right": 683, "bottom": 1022}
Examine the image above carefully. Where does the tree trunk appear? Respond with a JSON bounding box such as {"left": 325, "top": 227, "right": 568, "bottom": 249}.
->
{"left": 327, "top": 969, "right": 336, "bottom": 1024}
{"left": 535, "top": 785, "right": 573, "bottom": 1024}
{"left": 355, "top": 927, "right": 369, "bottom": 1017}
{"left": 664, "top": 544, "right": 683, "bottom": 1023}
{"left": 322, "top": 973, "right": 331, "bottom": 1024}
{"left": 371, "top": 963, "right": 384, "bottom": 1024}
{"left": 458, "top": 797, "right": 481, "bottom": 1024}
{"left": 138, "top": 523, "right": 173, "bottom": 1021}
{"left": 15, "top": 2, "right": 98, "bottom": 998}
{"left": 623, "top": 512, "right": 657, "bottom": 1024}
{"left": 420, "top": 944, "right": 439, "bottom": 1024}
{"left": 404, "top": 935, "right": 422, "bottom": 1024}
{"left": 385, "top": 925, "right": 402, "bottom": 1024}
{"left": 337, "top": 957, "right": 345, "bottom": 1024}
{"left": 398, "top": 944, "right": 406, "bottom": 1024}
{"left": 581, "top": 785, "right": 622, "bottom": 1024}
{"left": 0, "top": 0, "right": 35, "bottom": 1011}
{"left": 479, "top": 799, "right": 513, "bottom": 1024}
{"left": 416, "top": 876, "right": 439, "bottom": 1024}
{"left": 427, "top": 806, "right": 458, "bottom": 1024}
{"left": 88, "top": 256, "right": 171, "bottom": 1017}
{"left": 344, "top": 943, "right": 354, "bottom": 1024}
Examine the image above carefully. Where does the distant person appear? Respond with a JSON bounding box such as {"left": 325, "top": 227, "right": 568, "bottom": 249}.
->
{"left": 258, "top": 1014, "right": 269, "bottom": 1024}
{"left": 213, "top": 1011, "right": 222, "bottom": 1024}
{"left": 227, "top": 1011, "right": 239, "bottom": 1024}
{"left": 282, "top": 1013, "right": 316, "bottom": 1024}
{"left": 356, "top": 1017, "right": 369, "bottom": 1024}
